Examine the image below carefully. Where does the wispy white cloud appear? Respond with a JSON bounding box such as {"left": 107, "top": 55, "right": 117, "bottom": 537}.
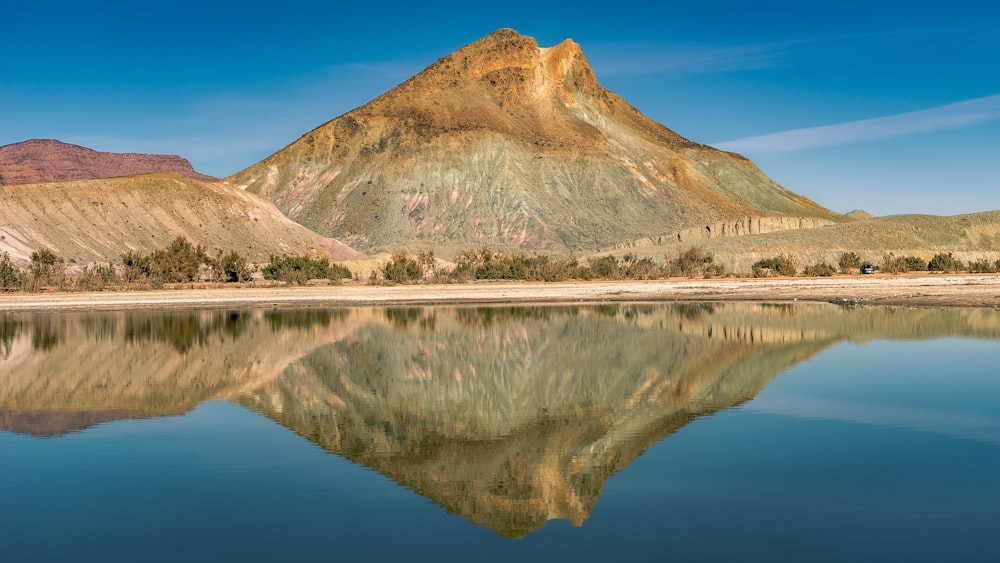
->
{"left": 716, "top": 94, "right": 1000, "bottom": 154}
{"left": 587, "top": 40, "right": 801, "bottom": 77}
{"left": 64, "top": 59, "right": 426, "bottom": 176}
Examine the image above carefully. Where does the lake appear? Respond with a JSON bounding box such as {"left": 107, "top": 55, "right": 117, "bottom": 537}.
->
{"left": 2, "top": 303, "right": 999, "bottom": 562}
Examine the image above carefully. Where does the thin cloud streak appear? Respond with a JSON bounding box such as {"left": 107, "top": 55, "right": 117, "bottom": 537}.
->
{"left": 587, "top": 40, "right": 800, "bottom": 77}
{"left": 716, "top": 94, "right": 1000, "bottom": 153}
{"left": 61, "top": 59, "right": 427, "bottom": 177}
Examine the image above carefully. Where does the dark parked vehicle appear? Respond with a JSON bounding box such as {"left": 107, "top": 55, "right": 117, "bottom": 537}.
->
{"left": 860, "top": 263, "right": 875, "bottom": 274}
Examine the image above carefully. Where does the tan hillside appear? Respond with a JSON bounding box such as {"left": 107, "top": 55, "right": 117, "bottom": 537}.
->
{"left": 0, "top": 139, "right": 216, "bottom": 184}
{"left": 228, "top": 29, "right": 843, "bottom": 258}
{"left": 0, "top": 173, "right": 365, "bottom": 264}
{"left": 612, "top": 210, "right": 1000, "bottom": 272}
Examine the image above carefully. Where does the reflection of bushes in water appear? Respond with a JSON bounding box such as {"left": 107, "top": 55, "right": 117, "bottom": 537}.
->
{"left": 1, "top": 316, "right": 21, "bottom": 357}
{"left": 124, "top": 311, "right": 251, "bottom": 353}
{"left": 384, "top": 308, "right": 436, "bottom": 330}
{"left": 549, "top": 302, "right": 712, "bottom": 323}
{"left": 589, "top": 304, "right": 621, "bottom": 317}
{"left": 671, "top": 303, "right": 715, "bottom": 321}
{"left": 79, "top": 315, "right": 120, "bottom": 342}
{"left": 620, "top": 304, "right": 660, "bottom": 319}
{"left": 31, "top": 320, "right": 60, "bottom": 351}
{"left": 454, "top": 306, "right": 577, "bottom": 329}
{"left": 265, "top": 309, "right": 344, "bottom": 331}
{"left": 759, "top": 303, "right": 800, "bottom": 317}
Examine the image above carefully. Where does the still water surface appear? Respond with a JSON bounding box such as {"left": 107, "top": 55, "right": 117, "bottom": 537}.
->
{"left": 2, "top": 304, "right": 999, "bottom": 562}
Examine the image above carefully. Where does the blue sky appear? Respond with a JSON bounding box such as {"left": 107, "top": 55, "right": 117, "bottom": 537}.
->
{"left": 3, "top": 0, "right": 999, "bottom": 216}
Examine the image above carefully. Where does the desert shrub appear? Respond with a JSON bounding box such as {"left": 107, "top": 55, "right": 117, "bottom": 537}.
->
{"left": 928, "top": 252, "right": 964, "bottom": 273}
{"left": 620, "top": 254, "right": 666, "bottom": 280}
{"left": 838, "top": 252, "right": 863, "bottom": 273}
{"left": 587, "top": 255, "right": 621, "bottom": 279}
{"left": 524, "top": 256, "right": 578, "bottom": 282}
{"left": 450, "top": 248, "right": 523, "bottom": 280}
{"left": 213, "top": 250, "right": 251, "bottom": 283}
{"left": 121, "top": 250, "right": 151, "bottom": 284}
{"left": 263, "top": 254, "right": 350, "bottom": 284}
{"left": 0, "top": 252, "right": 24, "bottom": 291}
{"left": 26, "top": 247, "right": 66, "bottom": 291}
{"left": 415, "top": 250, "right": 452, "bottom": 282}
{"left": 451, "top": 248, "right": 590, "bottom": 282}
{"left": 904, "top": 256, "right": 928, "bottom": 271}
{"left": 803, "top": 262, "right": 837, "bottom": 277}
{"left": 967, "top": 258, "right": 998, "bottom": 273}
{"left": 480, "top": 253, "right": 529, "bottom": 280}
{"left": 881, "top": 253, "right": 909, "bottom": 274}
{"left": 381, "top": 252, "right": 424, "bottom": 283}
{"left": 668, "top": 246, "right": 724, "bottom": 278}
{"left": 752, "top": 254, "right": 798, "bottom": 277}
{"left": 75, "top": 263, "right": 118, "bottom": 291}
{"left": 449, "top": 249, "right": 483, "bottom": 281}
{"left": 147, "top": 237, "right": 210, "bottom": 283}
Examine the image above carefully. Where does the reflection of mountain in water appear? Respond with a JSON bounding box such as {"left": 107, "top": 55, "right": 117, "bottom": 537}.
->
{"left": 237, "top": 304, "right": 1000, "bottom": 536}
{"left": 3, "top": 304, "right": 1000, "bottom": 534}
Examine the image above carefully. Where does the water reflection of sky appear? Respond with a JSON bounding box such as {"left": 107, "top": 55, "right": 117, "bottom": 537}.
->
{"left": 2, "top": 304, "right": 1000, "bottom": 561}
{"left": 745, "top": 339, "right": 1000, "bottom": 445}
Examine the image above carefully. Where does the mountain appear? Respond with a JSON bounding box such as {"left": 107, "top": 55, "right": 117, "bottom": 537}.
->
{"left": 0, "top": 139, "right": 215, "bottom": 184}
{"left": 228, "top": 29, "right": 844, "bottom": 257}
{"left": 0, "top": 173, "right": 365, "bottom": 263}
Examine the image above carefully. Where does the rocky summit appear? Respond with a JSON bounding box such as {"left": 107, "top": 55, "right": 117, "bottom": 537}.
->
{"left": 228, "top": 29, "right": 844, "bottom": 257}
{"left": 0, "top": 139, "right": 215, "bottom": 185}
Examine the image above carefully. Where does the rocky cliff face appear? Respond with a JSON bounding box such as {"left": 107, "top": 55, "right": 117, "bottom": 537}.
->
{"left": 228, "top": 29, "right": 843, "bottom": 257}
{"left": 0, "top": 139, "right": 215, "bottom": 184}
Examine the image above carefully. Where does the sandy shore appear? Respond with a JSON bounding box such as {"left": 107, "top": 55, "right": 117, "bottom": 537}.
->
{"left": 1, "top": 274, "right": 998, "bottom": 312}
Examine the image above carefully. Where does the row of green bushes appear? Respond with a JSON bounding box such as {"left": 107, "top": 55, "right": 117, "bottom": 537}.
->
{"left": 838, "top": 251, "right": 1000, "bottom": 274}
{"left": 3, "top": 241, "right": 998, "bottom": 292}
{"left": 0, "top": 237, "right": 355, "bottom": 292}
{"left": 747, "top": 251, "right": 1000, "bottom": 278}
{"left": 376, "top": 247, "right": 726, "bottom": 284}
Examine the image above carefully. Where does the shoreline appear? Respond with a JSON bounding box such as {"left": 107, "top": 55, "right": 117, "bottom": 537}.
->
{"left": 1, "top": 274, "right": 999, "bottom": 312}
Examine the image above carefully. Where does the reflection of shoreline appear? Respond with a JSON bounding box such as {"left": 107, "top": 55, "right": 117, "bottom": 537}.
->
{"left": 1, "top": 275, "right": 1000, "bottom": 312}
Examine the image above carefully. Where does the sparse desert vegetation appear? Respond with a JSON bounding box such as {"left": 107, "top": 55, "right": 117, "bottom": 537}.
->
{"left": 3, "top": 241, "right": 999, "bottom": 294}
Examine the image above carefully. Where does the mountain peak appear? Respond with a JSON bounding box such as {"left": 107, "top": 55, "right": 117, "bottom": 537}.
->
{"left": 229, "top": 30, "right": 842, "bottom": 256}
